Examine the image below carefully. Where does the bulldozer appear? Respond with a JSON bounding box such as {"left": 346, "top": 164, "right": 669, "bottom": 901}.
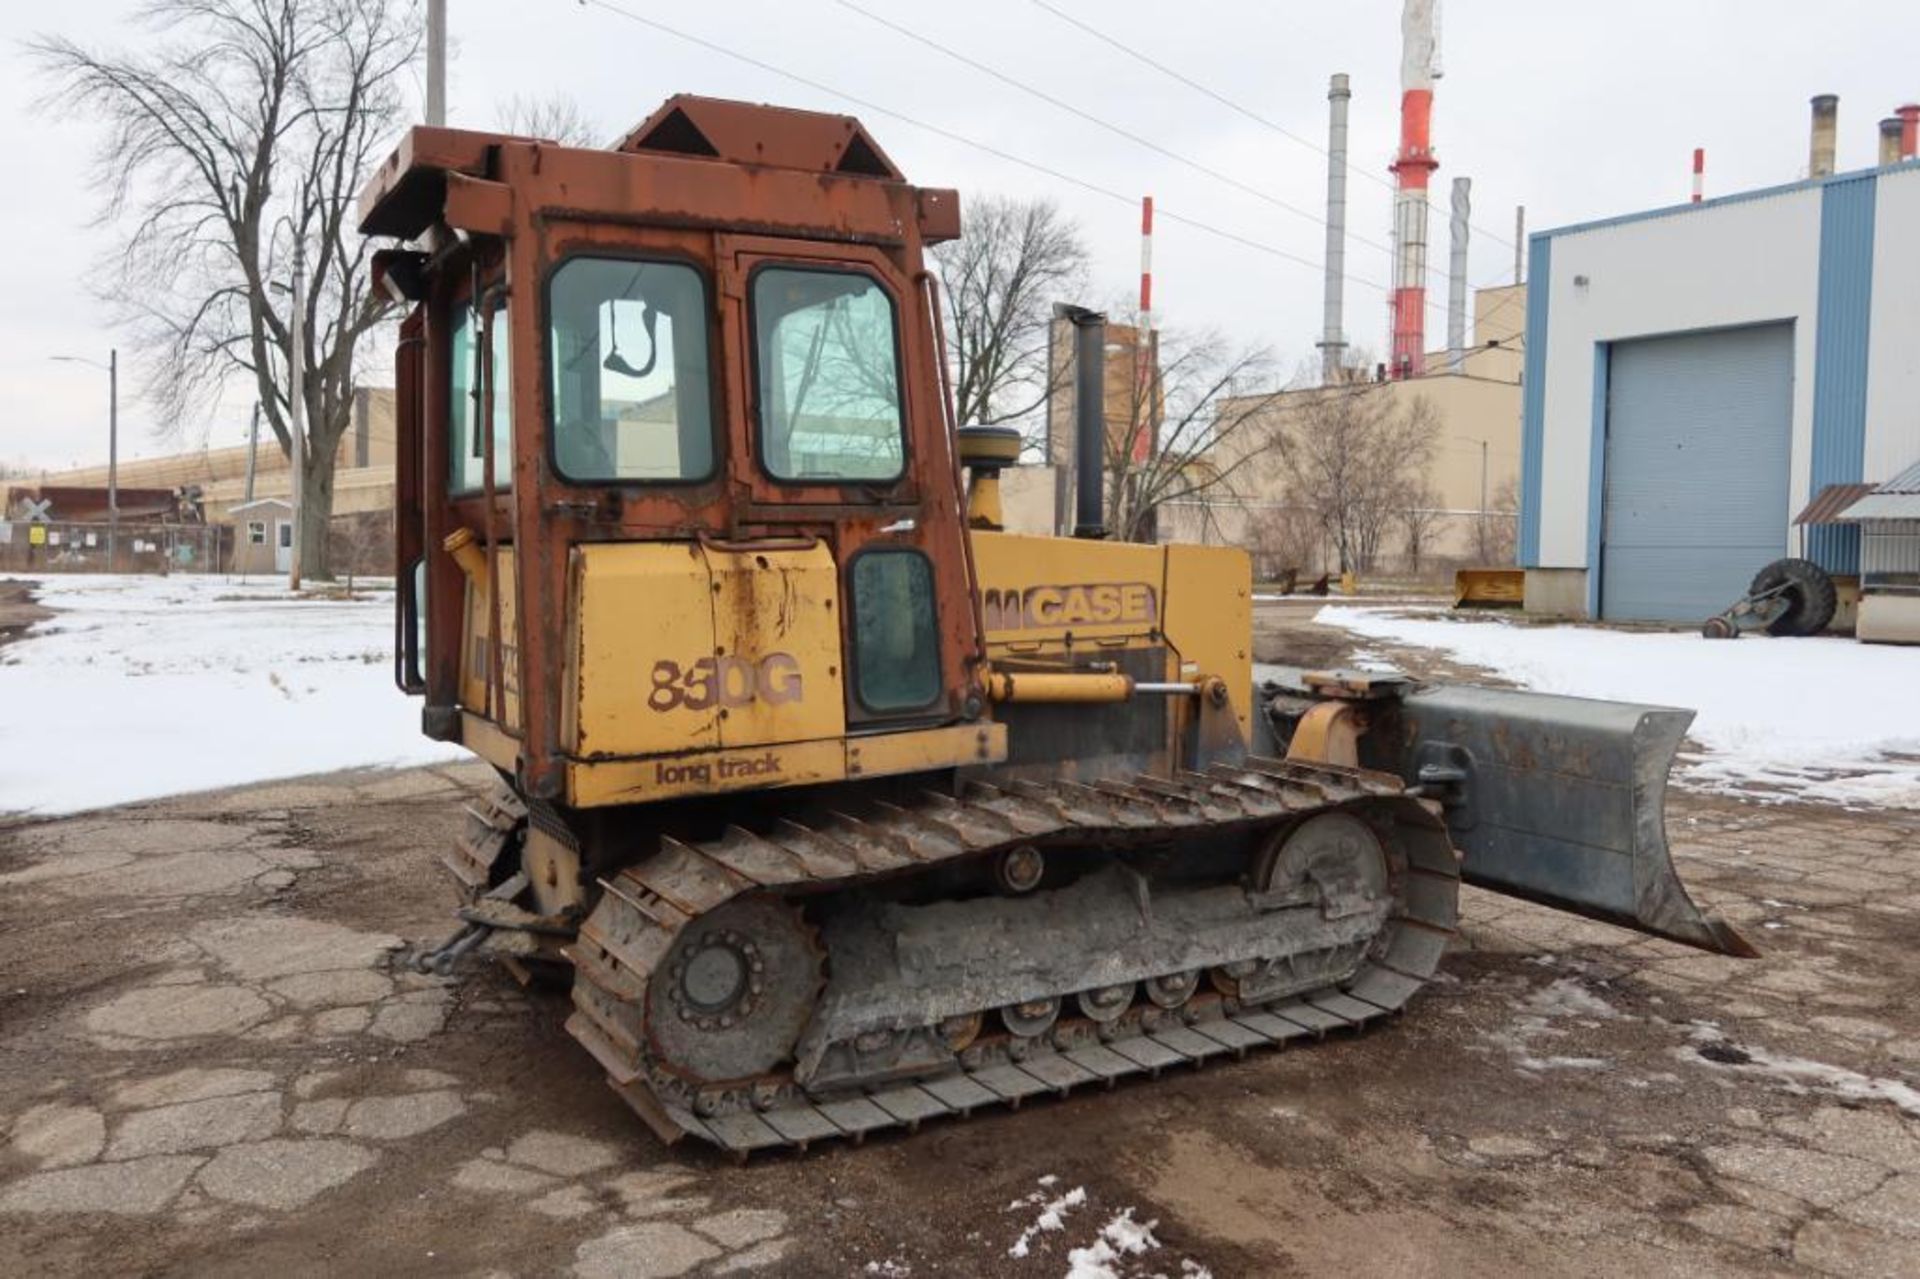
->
{"left": 359, "top": 96, "right": 1750, "bottom": 1155}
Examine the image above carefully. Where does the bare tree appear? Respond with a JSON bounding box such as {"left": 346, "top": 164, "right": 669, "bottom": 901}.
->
{"left": 1248, "top": 504, "right": 1321, "bottom": 583}
{"left": 1396, "top": 482, "right": 1446, "bottom": 577}
{"left": 1274, "top": 380, "right": 1441, "bottom": 574}
{"left": 499, "top": 92, "right": 604, "bottom": 147}
{"left": 929, "top": 194, "right": 1088, "bottom": 445}
{"left": 1101, "top": 308, "right": 1287, "bottom": 545}
{"left": 32, "top": 0, "right": 420, "bottom": 580}
{"left": 1483, "top": 475, "right": 1519, "bottom": 566}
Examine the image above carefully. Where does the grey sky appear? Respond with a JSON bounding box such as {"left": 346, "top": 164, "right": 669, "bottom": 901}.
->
{"left": 2, "top": 0, "right": 1911, "bottom": 470}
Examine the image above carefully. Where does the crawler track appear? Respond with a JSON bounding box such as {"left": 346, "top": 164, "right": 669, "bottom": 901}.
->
{"left": 561, "top": 758, "right": 1461, "bottom": 1155}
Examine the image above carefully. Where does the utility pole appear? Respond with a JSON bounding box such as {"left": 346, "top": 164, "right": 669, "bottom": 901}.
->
{"left": 1478, "top": 438, "right": 1489, "bottom": 562}
{"left": 1513, "top": 206, "right": 1525, "bottom": 285}
{"left": 288, "top": 242, "right": 306, "bottom": 591}
{"left": 426, "top": 0, "right": 447, "bottom": 126}
{"left": 243, "top": 401, "right": 260, "bottom": 503}
{"left": 48, "top": 349, "right": 118, "bottom": 569}
{"left": 107, "top": 348, "right": 118, "bottom": 570}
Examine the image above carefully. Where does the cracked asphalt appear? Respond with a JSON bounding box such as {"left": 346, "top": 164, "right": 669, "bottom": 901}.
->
{"left": 0, "top": 607, "right": 1916, "bottom": 1276}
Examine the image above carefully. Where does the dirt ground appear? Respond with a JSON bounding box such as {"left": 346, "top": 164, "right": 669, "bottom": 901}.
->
{"left": 2, "top": 605, "right": 1917, "bottom": 1277}
{"left": 0, "top": 578, "right": 52, "bottom": 649}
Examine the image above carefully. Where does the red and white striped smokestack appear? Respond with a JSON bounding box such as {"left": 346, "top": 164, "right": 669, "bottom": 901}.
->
{"left": 1389, "top": 0, "right": 1439, "bottom": 379}
{"left": 1692, "top": 148, "right": 1705, "bottom": 202}
{"left": 1139, "top": 196, "right": 1154, "bottom": 328}
{"left": 1133, "top": 195, "right": 1155, "bottom": 466}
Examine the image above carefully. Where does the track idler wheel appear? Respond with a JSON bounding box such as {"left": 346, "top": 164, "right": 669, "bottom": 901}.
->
{"left": 646, "top": 897, "right": 822, "bottom": 1086}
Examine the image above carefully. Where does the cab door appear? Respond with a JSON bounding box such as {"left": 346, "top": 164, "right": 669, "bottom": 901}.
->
{"left": 716, "top": 235, "right": 980, "bottom": 732}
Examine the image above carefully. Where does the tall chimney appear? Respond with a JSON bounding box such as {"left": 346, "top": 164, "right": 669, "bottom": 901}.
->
{"left": 1318, "top": 73, "right": 1352, "bottom": 384}
{"left": 1809, "top": 94, "right": 1839, "bottom": 178}
{"left": 1882, "top": 117, "right": 1906, "bottom": 167}
{"left": 1057, "top": 304, "right": 1108, "bottom": 540}
{"left": 1389, "top": 0, "right": 1439, "bottom": 380}
{"left": 1692, "top": 147, "right": 1705, "bottom": 202}
{"left": 1901, "top": 104, "right": 1920, "bottom": 160}
{"left": 1447, "top": 177, "right": 1470, "bottom": 375}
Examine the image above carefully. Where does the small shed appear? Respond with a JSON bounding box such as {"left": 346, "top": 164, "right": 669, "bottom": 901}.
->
{"left": 229, "top": 498, "right": 293, "bottom": 576}
{"left": 1840, "top": 459, "right": 1920, "bottom": 644}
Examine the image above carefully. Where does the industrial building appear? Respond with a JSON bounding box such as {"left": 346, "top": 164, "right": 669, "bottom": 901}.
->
{"left": 1520, "top": 100, "right": 1920, "bottom": 621}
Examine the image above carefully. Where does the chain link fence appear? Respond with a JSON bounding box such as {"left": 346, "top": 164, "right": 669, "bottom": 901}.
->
{"left": 0, "top": 521, "right": 230, "bottom": 575}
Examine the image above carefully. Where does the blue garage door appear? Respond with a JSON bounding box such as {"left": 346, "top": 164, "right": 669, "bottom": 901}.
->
{"left": 1600, "top": 324, "right": 1794, "bottom": 622}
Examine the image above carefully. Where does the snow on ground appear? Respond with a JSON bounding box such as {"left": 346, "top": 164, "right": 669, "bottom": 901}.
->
{"left": 1314, "top": 606, "right": 1920, "bottom": 808}
{"left": 0, "top": 574, "right": 465, "bottom": 816}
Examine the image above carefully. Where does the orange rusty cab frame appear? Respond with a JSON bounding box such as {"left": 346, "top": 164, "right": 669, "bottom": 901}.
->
{"left": 361, "top": 97, "right": 979, "bottom": 801}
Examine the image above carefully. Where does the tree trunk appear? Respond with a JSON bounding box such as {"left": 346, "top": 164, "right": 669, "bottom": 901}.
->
{"left": 300, "top": 442, "right": 337, "bottom": 581}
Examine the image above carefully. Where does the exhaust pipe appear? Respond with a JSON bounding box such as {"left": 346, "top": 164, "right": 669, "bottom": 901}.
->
{"left": 1057, "top": 304, "right": 1108, "bottom": 539}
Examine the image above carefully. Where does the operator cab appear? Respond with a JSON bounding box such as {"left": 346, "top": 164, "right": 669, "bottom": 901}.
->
{"left": 362, "top": 96, "right": 1001, "bottom": 807}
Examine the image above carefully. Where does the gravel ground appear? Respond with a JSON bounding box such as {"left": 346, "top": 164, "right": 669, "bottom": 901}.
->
{"left": 0, "top": 603, "right": 1914, "bottom": 1277}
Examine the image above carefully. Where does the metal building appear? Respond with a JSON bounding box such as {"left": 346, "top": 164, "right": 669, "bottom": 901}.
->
{"left": 1518, "top": 124, "right": 1920, "bottom": 622}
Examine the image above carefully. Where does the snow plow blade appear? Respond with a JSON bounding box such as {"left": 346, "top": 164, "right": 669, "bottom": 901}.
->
{"left": 1396, "top": 685, "right": 1755, "bottom": 957}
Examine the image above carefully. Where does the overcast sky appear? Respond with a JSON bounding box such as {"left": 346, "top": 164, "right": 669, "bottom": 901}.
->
{"left": 2, "top": 0, "right": 1912, "bottom": 470}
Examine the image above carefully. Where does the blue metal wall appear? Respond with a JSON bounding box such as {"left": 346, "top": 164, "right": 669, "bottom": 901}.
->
{"left": 1517, "top": 234, "right": 1551, "bottom": 566}
{"left": 1806, "top": 173, "right": 1878, "bottom": 573}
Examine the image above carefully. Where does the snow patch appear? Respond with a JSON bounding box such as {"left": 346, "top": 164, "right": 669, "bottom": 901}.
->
{"left": 1313, "top": 606, "right": 1920, "bottom": 809}
{"left": 1685, "top": 1025, "right": 1920, "bottom": 1118}
{"left": 1489, "top": 978, "right": 1618, "bottom": 1073}
{"left": 1008, "top": 1183, "right": 1085, "bottom": 1259}
{"left": 0, "top": 574, "right": 465, "bottom": 814}
{"left": 1063, "top": 1209, "right": 1160, "bottom": 1279}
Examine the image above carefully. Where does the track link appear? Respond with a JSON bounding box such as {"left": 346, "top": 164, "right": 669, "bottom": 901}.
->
{"left": 560, "top": 757, "right": 1461, "bottom": 1155}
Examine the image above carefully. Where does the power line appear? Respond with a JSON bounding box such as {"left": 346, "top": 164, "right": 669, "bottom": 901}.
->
{"left": 1026, "top": 0, "right": 1518, "bottom": 254}
{"left": 835, "top": 0, "right": 1398, "bottom": 261}
{"left": 574, "top": 0, "right": 1372, "bottom": 288}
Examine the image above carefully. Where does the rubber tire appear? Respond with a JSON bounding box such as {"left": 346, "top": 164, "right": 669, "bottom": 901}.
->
{"left": 1748, "top": 557, "right": 1837, "bottom": 637}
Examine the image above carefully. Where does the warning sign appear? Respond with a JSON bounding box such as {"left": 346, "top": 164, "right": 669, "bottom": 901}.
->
{"left": 28, "top": 525, "right": 47, "bottom": 547}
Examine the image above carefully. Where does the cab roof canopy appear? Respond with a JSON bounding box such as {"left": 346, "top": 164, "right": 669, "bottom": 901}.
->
{"left": 616, "top": 95, "right": 903, "bottom": 180}
{"left": 357, "top": 94, "right": 940, "bottom": 244}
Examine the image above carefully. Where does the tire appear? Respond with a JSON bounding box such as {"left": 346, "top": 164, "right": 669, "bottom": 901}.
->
{"left": 1748, "top": 558, "right": 1837, "bottom": 637}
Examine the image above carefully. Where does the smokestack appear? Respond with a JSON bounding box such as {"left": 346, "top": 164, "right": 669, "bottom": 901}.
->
{"left": 1389, "top": 0, "right": 1438, "bottom": 380}
{"left": 1447, "top": 177, "right": 1470, "bottom": 374}
{"left": 1881, "top": 117, "right": 1905, "bottom": 166}
{"left": 1319, "top": 73, "right": 1351, "bottom": 383}
{"left": 1514, "top": 206, "right": 1524, "bottom": 285}
{"left": 1057, "top": 304, "right": 1108, "bottom": 539}
{"left": 1809, "top": 94, "right": 1839, "bottom": 178}
{"left": 1692, "top": 147, "right": 1705, "bottom": 202}
{"left": 1902, "top": 104, "right": 1920, "bottom": 160}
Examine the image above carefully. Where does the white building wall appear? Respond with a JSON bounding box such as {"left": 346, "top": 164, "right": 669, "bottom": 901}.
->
{"left": 1865, "top": 166, "right": 1920, "bottom": 480}
{"left": 1533, "top": 189, "right": 1823, "bottom": 567}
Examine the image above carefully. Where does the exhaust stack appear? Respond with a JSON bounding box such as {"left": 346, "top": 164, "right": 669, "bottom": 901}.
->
{"left": 1389, "top": 0, "right": 1439, "bottom": 379}
{"left": 1692, "top": 147, "right": 1705, "bottom": 203}
{"left": 1809, "top": 94, "right": 1838, "bottom": 178}
{"left": 1881, "top": 116, "right": 1905, "bottom": 166}
{"left": 1902, "top": 104, "right": 1919, "bottom": 160}
{"left": 1058, "top": 304, "right": 1108, "bottom": 540}
{"left": 1447, "top": 177, "right": 1470, "bottom": 374}
{"left": 1319, "top": 73, "right": 1351, "bottom": 383}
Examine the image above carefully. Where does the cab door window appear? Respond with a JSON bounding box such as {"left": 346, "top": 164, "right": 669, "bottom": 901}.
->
{"left": 751, "top": 267, "right": 905, "bottom": 483}
{"left": 448, "top": 302, "right": 511, "bottom": 493}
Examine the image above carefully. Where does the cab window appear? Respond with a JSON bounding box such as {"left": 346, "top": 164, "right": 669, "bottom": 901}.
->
{"left": 752, "top": 267, "right": 905, "bottom": 483}
{"left": 548, "top": 257, "right": 715, "bottom": 482}
{"left": 851, "top": 550, "right": 941, "bottom": 712}
{"left": 449, "top": 302, "right": 511, "bottom": 493}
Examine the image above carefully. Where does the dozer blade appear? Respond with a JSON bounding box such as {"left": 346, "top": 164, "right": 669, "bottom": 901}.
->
{"left": 1395, "top": 684, "right": 1755, "bottom": 957}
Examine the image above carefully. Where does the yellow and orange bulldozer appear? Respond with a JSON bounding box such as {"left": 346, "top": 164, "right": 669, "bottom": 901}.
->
{"left": 360, "top": 96, "right": 1747, "bottom": 1154}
